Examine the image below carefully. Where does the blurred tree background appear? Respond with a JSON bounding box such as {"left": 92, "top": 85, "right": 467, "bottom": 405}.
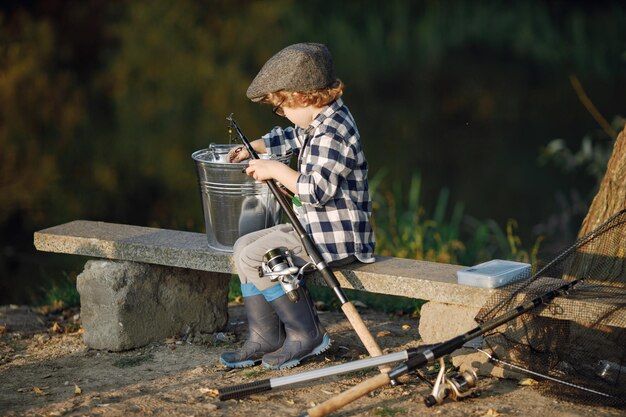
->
{"left": 1, "top": 0, "right": 624, "bottom": 305}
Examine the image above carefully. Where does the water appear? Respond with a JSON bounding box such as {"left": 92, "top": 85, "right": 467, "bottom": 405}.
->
{"left": 348, "top": 55, "right": 613, "bottom": 241}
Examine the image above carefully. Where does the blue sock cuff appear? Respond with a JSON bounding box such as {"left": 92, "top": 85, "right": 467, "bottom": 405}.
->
{"left": 261, "top": 284, "right": 286, "bottom": 302}
{"left": 241, "top": 283, "right": 262, "bottom": 297}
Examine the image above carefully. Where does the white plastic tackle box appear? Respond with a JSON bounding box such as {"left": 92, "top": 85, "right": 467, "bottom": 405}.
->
{"left": 456, "top": 259, "right": 531, "bottom": 288}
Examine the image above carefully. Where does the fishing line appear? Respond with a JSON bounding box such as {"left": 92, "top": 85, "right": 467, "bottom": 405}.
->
{"left": 473, "top": 348, "right": 613, "bottom": 399}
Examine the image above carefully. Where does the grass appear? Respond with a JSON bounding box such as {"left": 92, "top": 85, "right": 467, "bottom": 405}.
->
{"left": 369, "top": 170, "right": 542, "bottom": 267}
{"left": 39, "top": 271, "right": 81, "bottom": 310}
{"left": 373, "top": 407, "right": 407, "bottom": 416}
{"left": 113, "top": 353, "right": 154, "bottom": 368}
{"left": 228, "top": 274, "right": 243, "bottom": 301}
{"left": 242, "top": 368, "right": 270, "bottom": 378}
{"left": 309, "top": 286, "right": 426, "bottom": 316}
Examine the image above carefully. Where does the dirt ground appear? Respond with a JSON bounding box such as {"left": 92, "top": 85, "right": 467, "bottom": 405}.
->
{"left": 1, "top": 303, "right": 624, "bottom": 417}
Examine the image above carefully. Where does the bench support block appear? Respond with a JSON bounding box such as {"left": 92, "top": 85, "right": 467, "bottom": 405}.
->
{"left": 418, "top": 301, "right": 481, "bottom": 344}
{"left": 77, "top": 260, "right": 230, "bottom": 351}
{"left": 419, "top": 301, "right": 527, "bottom": 380}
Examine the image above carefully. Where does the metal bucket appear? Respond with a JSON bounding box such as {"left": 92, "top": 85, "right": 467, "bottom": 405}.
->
{"left": 192, "top": 143, "right": 291, "bottom": 252}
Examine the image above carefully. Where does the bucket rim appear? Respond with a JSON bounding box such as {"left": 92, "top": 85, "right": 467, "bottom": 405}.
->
{"left": 191, "top": 148, "right": 292, "bottom": 165}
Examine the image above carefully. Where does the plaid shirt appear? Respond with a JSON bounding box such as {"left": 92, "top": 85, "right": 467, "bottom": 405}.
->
{"left": 262, "top": 98, "right": 375, "bottom": 264}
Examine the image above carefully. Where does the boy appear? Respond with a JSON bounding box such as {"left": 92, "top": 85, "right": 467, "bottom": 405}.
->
{"left": 220, "top": 42, "right": 375, "bottom": 370}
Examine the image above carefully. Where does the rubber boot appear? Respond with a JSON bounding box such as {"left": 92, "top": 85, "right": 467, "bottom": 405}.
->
{"left": 262, "top": 286, "right": 331, "bottom": 370}
{"left": 220, "top": 294, "right": 285, "bottom": 368}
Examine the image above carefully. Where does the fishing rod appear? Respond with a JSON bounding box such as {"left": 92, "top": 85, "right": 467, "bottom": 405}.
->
{"left": 299, "top": 279, "right": 582, "bottom": 417}
{"left": 226, "top": 114, "right": 387, "bottom": 365}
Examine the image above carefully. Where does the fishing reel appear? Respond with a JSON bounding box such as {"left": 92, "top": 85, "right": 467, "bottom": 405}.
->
{"left": 258, "top": 247, "right": 312, "bottom": 303}
{"left": 424, "top": 358, "right": 479, "bottom": 407}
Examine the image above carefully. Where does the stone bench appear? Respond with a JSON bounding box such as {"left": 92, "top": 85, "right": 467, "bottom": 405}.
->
{"left": 34, "top": 221, "right": 492, "bottom": 351}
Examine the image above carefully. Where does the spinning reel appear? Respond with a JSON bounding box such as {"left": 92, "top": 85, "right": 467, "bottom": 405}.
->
{"left": 424, "top": 357, "right": 479, "bottom": 407}
{"left": 259, "top": 247, "right": 313, "bottom": 303}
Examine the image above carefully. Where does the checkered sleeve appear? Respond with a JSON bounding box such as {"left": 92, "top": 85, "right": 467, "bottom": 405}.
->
{"left": 261, "top": 126, "right": 302, "bottom": 156}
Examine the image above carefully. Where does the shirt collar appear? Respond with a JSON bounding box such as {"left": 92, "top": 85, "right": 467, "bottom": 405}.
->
{"left": 304, "top": 97, "right": 344, "bottom": 135}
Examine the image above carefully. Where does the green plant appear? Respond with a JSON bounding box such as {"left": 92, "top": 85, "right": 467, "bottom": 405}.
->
{"left": 370, "top": 171, "right": 465, "bottom": 264}
{"left": 460, "top": 216, "right": 542, "bottom": 266}
{"left": 228, "top": 275, "right": 243, "bottom": 303}
{"left": 370, "top": 170, "right": 542, "bottom": 267}
{"left": 39, "top": 271, "right": 80, "bottom": 309}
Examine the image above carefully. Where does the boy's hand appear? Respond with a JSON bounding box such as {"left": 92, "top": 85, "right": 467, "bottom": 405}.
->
{"left": 244, "top": 159, "right": 282, "bottom": 181}
{"left": 245, "top": 159, "right": 299, "bottom": 194}
{"left": 228, "top": 146, "right": 250, "bottom": 163}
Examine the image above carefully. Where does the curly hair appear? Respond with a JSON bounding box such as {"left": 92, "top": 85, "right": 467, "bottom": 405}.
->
{"left": 261, "top": 80, "right": 344, "bottom": 109}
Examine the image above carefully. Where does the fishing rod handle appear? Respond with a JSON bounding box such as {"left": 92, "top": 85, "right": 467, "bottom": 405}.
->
{"left": 218, "top": 379, "right": 272, "bottom": 401}
{"left": 340, "top": 302, "right": 390, "bottom": 372}
{"left": 301, "top": 372, "right": 391, "bottom": 417}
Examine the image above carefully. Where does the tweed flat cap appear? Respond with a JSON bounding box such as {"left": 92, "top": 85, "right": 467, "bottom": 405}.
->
{"left": 246, "top": 43, "right": 337, "bottom": 101}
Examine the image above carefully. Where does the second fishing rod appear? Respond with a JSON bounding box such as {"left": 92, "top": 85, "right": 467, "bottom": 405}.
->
{"left": 226, "top": 114, "right": 386, "bottom": 365}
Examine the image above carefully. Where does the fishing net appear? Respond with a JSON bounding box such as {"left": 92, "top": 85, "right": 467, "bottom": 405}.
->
{"left": 475, "top": 209, "right": 626, "bottom": 408}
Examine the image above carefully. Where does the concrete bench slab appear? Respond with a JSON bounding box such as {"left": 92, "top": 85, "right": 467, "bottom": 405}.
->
{"left": 34, "top": 220, "right": 234, "bottom": 273}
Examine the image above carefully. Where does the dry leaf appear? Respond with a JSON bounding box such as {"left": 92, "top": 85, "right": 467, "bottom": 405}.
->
{"left": 74, "top": 385, "right": 82, "bottom": 395}
{"left": 0, "top": 325, "right": 7, "bottom": 334}
{"left": 199, "top": 388, "right": 218, "bottom": 397}
{"left": 376, "top": 330, "right": 392, "bottom": 338}
{"left": 518, "top": 378, "right": 538, "bottom": 386}
{"left": 49, "top": 322, "right": 62, "bottom": 334}
{"left": 164, "top": 338, "right": 177, "bottom": 344}
{"left": 401, "top": 324, "right": 411, "bottom": 330}
{"left": 33, "top": 386, "right": 45, "bottom": 396}
{"left": 482, "top": 408, "right": 503, "bottom": 416}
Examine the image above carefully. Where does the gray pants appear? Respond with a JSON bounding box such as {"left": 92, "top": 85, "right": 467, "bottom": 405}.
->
{"left": 233, "top": 223, "right": 356, "bottom": 292}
